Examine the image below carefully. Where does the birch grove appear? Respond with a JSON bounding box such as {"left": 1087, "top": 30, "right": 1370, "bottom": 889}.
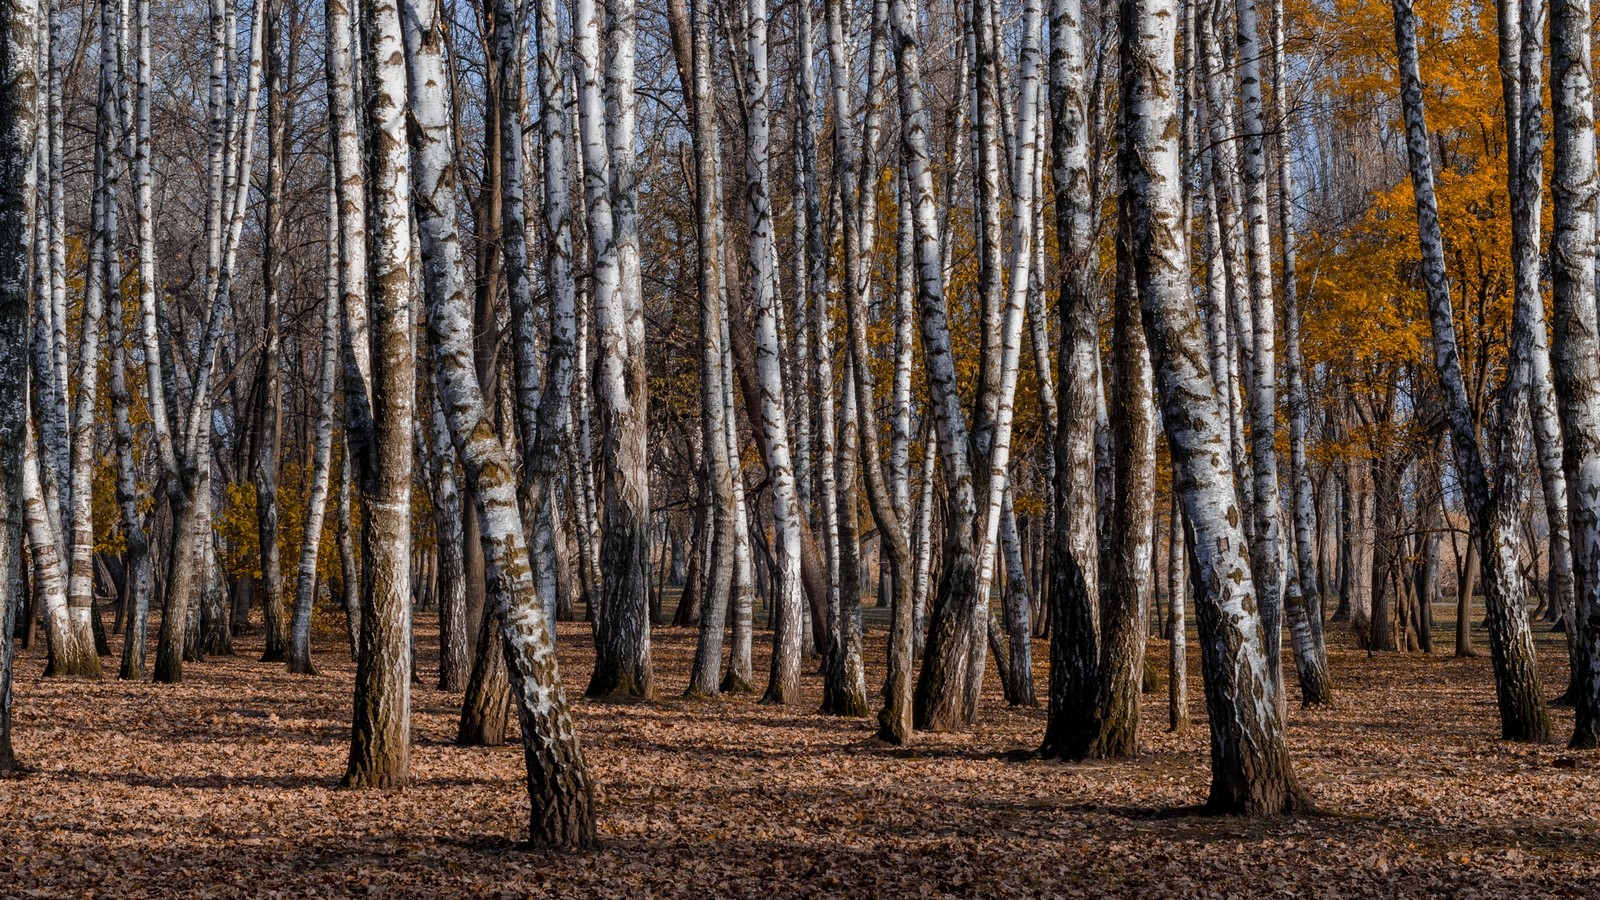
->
{"left": 6, "top": 0, "right": 1600, "bottom": 845}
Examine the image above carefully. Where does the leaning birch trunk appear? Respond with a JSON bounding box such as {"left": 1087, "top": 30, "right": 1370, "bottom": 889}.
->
{"left": 1039, "top": 0, "right": 1102, "bottom": 759}
{"left": 1391, "top": 0, "right": 1550, "bottom": 741}
{"left": 1274, "top": 0, "right": 1332, "bottom": 705}
{"left": 889, "top": 0, "right": 985, "bottom": 734}
{"left": 405, "top": 0, "right": 596, "bottom": 843}
{"left": 343, "top": 0, "right": 415, "bottom": 788}
{"left": 1547, "top": 0, "right": 1600, "bottom": 748}
{"left": 1124, "top": 0, "right": 1309, "bottom": 813}
{"left": 288, "top": 177, "right": 342, "bottom": 677}
{"left": 0, "top": 0, "right": 38, "bottom": 770}
{"left": 406, "top": 0, "right": 595, "bottom": 839}
{"left": 747, "top": 0, "right": 806, "bottom": 709}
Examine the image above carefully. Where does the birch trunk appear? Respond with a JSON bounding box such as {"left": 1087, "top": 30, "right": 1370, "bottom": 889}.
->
{"left": 343, "top": 0, "right": 415, "bottom": 787}
{"left": 576, "top": 0, "right": 652, "bottom": 699}
{"left": 1275, "top": 0, "right": 1332, "bottom": 704}
{"left": 406, "top": 0, "right": 596, "bottom": 843}
{"left": 890, "top": 0, "right": 985, "bottom": 734}
{"left": 1236, "top": 0, "right": 1287, "bottom": 700}
{"left": 406, "top": 0, "right": 595, "bottom": 839}
{"left": 1168, "top": 493, "right": 1189, "bottom": 732}
{"left": 1547, "top": 0, "right": 1600, "bottom": 748}
{"left": 111, "top": 247, "right": 151, "bottom": 680}
{"left": 1089, "top": 208, "right": 1155, "bottom": 758}
{"left": 288, "top": 177, "right": 343, "bottom": 677}
{"left": 1039, "top": 0, "right": 1102, "bottom": 759}
{"left": 0, "top": 0, "right": 37, "bottom": 768}
{"left": 681, "top": 0, "right": 735, "bottom": 698}
{"left": 329, "top": 0, "right": 370, "bottom": 472}
{"left": 746, "top": 0, "right": 807, "bottom": 709}
{"left": 1391, "top": 0, "right": 1549, "bottom": 741}
{"left": 529, "top": 0, "right": 578, "bottom": 636}
{"left": 255, "top": 0, "right": 289, "bottom": 663}
{"left": 1126, "top": 0, "right": 1309, "bottom": 813}
{"left": 60, "top": 0, "right": 123, "bottom": 679}
{"left": 155, "top": 0, "right": 265, "bottom": 683}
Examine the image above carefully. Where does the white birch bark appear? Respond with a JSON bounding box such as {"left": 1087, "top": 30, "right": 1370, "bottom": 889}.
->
{"left": 40, "top": 0, "right": 65, "bottom": 529}
{"left": 60, "top": 0, "right": 123, "bottom": 678}
{"left": 288, "top": 175, "right": 342, "bottom": 677}
{"left": 1273, "top": 0, "right": 1331, "bottom": 704}
{"left": 890, "top": 0, "right": 984, "bottom": 733}
{"left": 1125, "top": 0, "right": 1307, "bottom": 812}
{"left": 575, "top": 0, "right": 652, "bottom": 698}
{"left": 746, "top": 0, "right": 805, "bottom": 708}
{"left": 343, "top": 0, "right": 415, "bottom": 787}
{"left": 682, "top": 0, "right": 735, "bottom": 697}
{"left": 0, "top": 0, "right": 39, "bottom": 731}
{"left": 1390, "top": 0, "right": 1549, "bottom": 741}
{"left": 1547, "top": 0, "right": 1600, "bottom": 747}
{"left": 1039, "top": 0, "right": 1102, "bottom": 758}
{"left": 405, "top": 0, "right": 596, "bottom": 839}
{"left": 1235, "top": 0, "right": 1286, "bottom": 701}
{"left": 328, "top": 0, "right": 371, "bottom": 441}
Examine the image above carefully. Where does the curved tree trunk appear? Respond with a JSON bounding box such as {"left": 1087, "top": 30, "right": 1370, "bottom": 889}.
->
{"left": 1391, "top": 0, "right": 1549, "bottom": 742}
{"left": 1125, "top": 0, "right": 1309, "bottom": 813}
{"left": 406, "top": 0, "right": 596, "bottom": 844}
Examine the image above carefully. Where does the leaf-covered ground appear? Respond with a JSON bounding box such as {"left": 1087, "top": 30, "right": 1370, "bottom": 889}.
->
{"left": 3, "top": 612, "right": 1598, "bottom": 898}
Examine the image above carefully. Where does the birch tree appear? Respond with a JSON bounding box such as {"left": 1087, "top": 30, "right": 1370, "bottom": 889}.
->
{"left": 254, "top": 0, "right": 290, "bottom": 664}
{"left": 1125, "top": 0, "right": 1309, "bottom": 813}
{"left": 1274, "top": 0, "right": 1331, "bottom": 704}
{"left": 1546, "top": 0, "right": 1600, "bottom": 748}
{"left": 746, "top": 0, "right": 807, "bottom": 709}
{"left": 680, "top": 0, "right": 735, "bottom": 698}
{"left": 0, "top": 0, "right": 38, "bottom": 772}
{"left": 576, "top": 0, "right": 653, "bottom": 700}
{"left": 403, "top": 0, "right": 597, "bottom": 841}
{"left": 1390, "top": 0, "right": 1550, "bottom": 742}
{"left": 1039, "top": 0, "right": 1103, "bottom": 759}
{"left": 287, "top": 177, "right": 343, "bottom": 677}
{"left": 343, "top": 0, "right": 416, "bottom": 786}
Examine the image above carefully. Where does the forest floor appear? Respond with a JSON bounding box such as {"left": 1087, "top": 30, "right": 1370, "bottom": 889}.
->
{"left": 3, "top": 606, "right": 1599, "bottom": 898}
